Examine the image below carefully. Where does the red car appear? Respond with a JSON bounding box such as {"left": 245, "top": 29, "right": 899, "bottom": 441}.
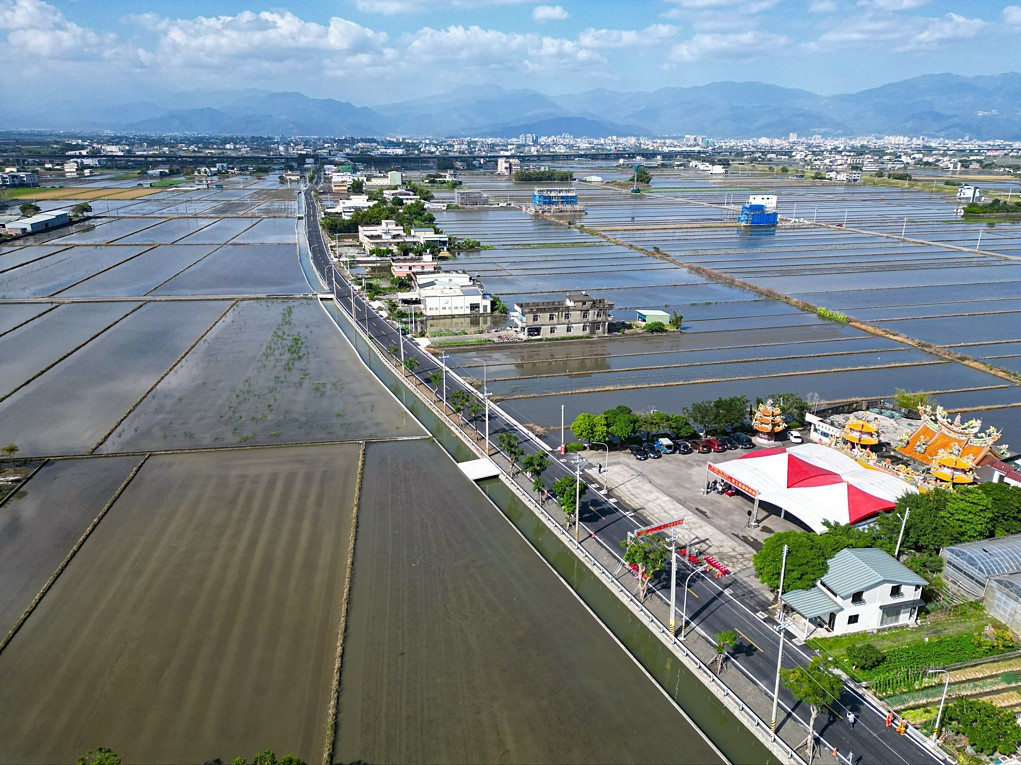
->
{"left": 703, "top": 437, "right": 727, "bottom": 453}
{"left": 688, "top": 439, "right": 711, "bottom": 454}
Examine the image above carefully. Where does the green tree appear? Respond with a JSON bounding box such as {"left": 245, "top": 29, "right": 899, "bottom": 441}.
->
{"left": 620, "top": 534, "right": 669, "bottom": 600}
{"left": 643, "top": 320, "right": 667, "bottom": 333}
{"left": 714, "top": 629, "right": 738, "bottom": 674}
{"left": 497, "top": 432, "right": 524, "bottom": 474}
{"left": 231, "top": 751, "right": 307, "bottom": 765}
{"left": 603, "top": 405, "right": 638, "bottom": 442}
{"left": 817, "top": 520, "right": 874, "bottom": 558}
{"left": 667, "top": 414, "right": 697, "bottom": 440}
{"left": 428, "top": 369, "right": 443, "bottom": 388}
{"left": 978, "top": 481, "right": 1021, "bottom": 537}
{"left": 402, "top": 356, "right": 419, "bottom": 375}
{"left": 781, "top": 658, "right": 843, "bottom": 763}
{"left": 634, "top": 167, "right": 653, "bottom": 184}
{"left": 669, "top": 311, "right": 684, "bottom": 329}
{"left": 753, "top": 530, "right": 828, "bottom": 592}
{"left": 893, "top": 388, "right": 930, "bottom": 411}
{"left": 71, "top": 202, "right": 92, "bottom": 218}
{"left": 872, "top": 489, "right": 951, "bottom": 554}
{"left": 19, "top": 202, "right": 40, "bottom": 217}
{"left": 638, "top": 410, "right": 672, "bottom": 439}
{"left": 763, "top": 393, "right": 809, "bottom": 428}
{"left": 939, "top": 486, "right": 992, "bottom": 545}
{"left": 945, "top": 698, "right": 1021, "bottom": 755}
{"left": 713, "top": 395, "right": 750, "bottom": 431}
{"left": 571, "top": 412, "right": 598, "bottom": 444}
{"left": 551, "top": 475, "right": 586, "bottom": 522}
{"left": 684, "top": 400, "right": 716, "bottom": 435}
{"left": 1, "top": 443, "right": 18, "bottom": 471}
{"left": 521, "top": 452, "right": 550, "bottom": 479}
{"left": 77, "top": 748, "right": 121, "bottom": 765}
{"left": 847, "top": 642, "right": 885, "bottom": 670}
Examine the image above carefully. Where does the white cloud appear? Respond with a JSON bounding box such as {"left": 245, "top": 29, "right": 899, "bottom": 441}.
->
{"left": 669, "top": 30, "right": 789, "bottom": 61}
{"left": 533, "top": 5, "right": 569, "bottom": 22}
{"left": 353, "top": 0, "right": 531, "bottom": 13}
{"left": 403, "top": 24, "right": 603, "bottom": 70}
{"left": 1004, "top": 6, "right": 1021, "bottom": 25}
{"left": 578, "top": 24, "right": 675, "bottom": 48}
{"left": 903, "top": 12, "right": 985, "bottom": 50}
{"left": 809, "top": 0, "right": 839, "bottom": 13}
{"left": 662, "top": 0, "right": 779, "bottom": 18}
{"left": 0, "top": 0, "right": 117, "bottom": 58}
{"left": 857, "top": 0, "right": 929, "bottom": 9}
{"left": 813, "top": 10, "right": 986, "bottom": 52}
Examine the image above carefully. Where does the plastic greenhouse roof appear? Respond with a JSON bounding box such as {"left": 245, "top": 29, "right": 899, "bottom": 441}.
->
{"left": 942, "top": 533, "right": 1021, "bottom": 580}
{"left": 990, "top": 572, "right": 1021, "bottom": 599}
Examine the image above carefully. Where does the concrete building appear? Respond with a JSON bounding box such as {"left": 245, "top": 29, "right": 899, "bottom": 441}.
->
{"left": 957, "top": 184, "right": 982, "bottom": 203}
{"left": 496, "top": 158, "right": 521, "bottom": 175}
{"left": 0, "top": 171, "right": 39, "bottom": 187}
{"left": 390, "top": 253, "right": 438, "bottom": 279}
{"left": 454, "top": 190, "right": 486, "bottom": 206}
{"left": 383, "top": 188, "right": 420, "bottom": 204}
{"left": 358, "top": 220, "right": 409, "bottom": 252}
{"left": 3, "top": 210, "right": 71, "bottom": 235}
{"left": 325, "top": 194, "right": 372, "bottom": 219}
{"left": 387, "top": 170, "right": 403, "bottom": 186}
{"left": 782, "top": 548, "right": 926, "bottom": 637}
{"left": 511, "top": 292, "right": 612, "bottom": 339}
{"left": 413, "top": 272, "right": 490, "bottom": 317}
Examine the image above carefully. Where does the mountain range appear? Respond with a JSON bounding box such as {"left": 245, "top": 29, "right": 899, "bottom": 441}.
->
{"left": 7, "top": 73, "right": 1021, "bottom": 140}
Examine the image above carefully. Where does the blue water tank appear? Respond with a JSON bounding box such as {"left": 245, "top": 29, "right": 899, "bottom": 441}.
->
{"left": 738, "top": 204, "right": 778, "bottom": 226}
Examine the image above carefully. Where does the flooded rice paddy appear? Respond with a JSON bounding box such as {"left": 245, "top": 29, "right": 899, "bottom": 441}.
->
{"left": 432, "top": 169, "right": 1021, "bottom": 441}
{"left": 0, "top": 174, "right": 734, "bottom": 762}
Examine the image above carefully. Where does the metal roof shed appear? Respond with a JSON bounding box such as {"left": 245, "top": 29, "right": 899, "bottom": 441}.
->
{"left": 986, "top": 573, "right": 1021, "bottom": 633}
{"left": 941, "top": 533, "right": 1021, "bottom": 598}
{"left": 636, "top": 309, "right": 670, "bottom": 325}
{"left": 821, "top": 548, "right": 926, "bottom": 599}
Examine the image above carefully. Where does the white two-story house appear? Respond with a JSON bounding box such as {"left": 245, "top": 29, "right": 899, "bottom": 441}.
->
{"left": 782, "top": 548, "right": 927, "bottom": 637}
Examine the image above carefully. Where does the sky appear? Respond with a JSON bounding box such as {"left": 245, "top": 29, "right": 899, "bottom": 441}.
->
{"left": 1, "top": 0, "right": 1018, "bottom": 108}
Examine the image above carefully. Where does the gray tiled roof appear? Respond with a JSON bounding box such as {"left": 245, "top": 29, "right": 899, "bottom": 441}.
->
{"left": 783, "top": 587, "right": 842, "bottom": 619}
{"left": 822, "top": 548, "right": 927, "bottom": 598}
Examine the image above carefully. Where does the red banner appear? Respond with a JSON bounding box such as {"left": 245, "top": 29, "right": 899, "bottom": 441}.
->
{"left": 707, "top": 463, "right": 758, "bottom": 498}
{"left": 635, "top": 518, "right": 685, "bottom": 537}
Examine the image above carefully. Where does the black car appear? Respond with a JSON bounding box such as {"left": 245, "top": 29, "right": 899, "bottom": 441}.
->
{"left": 732, "top": 433, "right": 755, "bottom": 449}
{"left": 675, "top": 440, "right": 693, "bottom": 454}
{"left": 642, "top": 442, "right": 662, "bottom": 459}
{"left": 629, "top": 443, "right": 648, "bottom": 461}
{"left": 719, "top": 435, "right": 739, "bottom": 450}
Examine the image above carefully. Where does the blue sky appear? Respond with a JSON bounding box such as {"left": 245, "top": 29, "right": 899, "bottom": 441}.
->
{"left": 2, "top": 0, "right": 1018, "bottom": 107}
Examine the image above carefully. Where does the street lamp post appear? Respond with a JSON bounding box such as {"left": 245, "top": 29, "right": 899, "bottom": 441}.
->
{"left": 574, "top": 459, "right": 582, "bottom": 541}
{"left": 591, "top": 441, "right": 609, "bottom": 494}
{"left": 770, "top": 544, "right": 790, "bottom": 738}
{"left": 679, "top": 564, "right": 704, "bottom": 640}
{"left": 439, "top": 354, "right": 449, "bottom": 412}
{"left": 894, "top": 507, "right": 910, "bottom": 559}
{"left": 928, "top": 669, "right": 950, "bottom": 743}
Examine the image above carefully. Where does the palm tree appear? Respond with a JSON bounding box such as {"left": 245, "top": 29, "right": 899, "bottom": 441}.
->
{"left": 497, "top": 432, "right": 523, "bottom": 474}
{"left": 781, "top": 657, "right": 843, "bottom": 763}
{"left": 713, "top": 630, "right": 738, "bottom": 674}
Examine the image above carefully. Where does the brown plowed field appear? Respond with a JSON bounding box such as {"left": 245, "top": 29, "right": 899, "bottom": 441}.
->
{"left": 0, "top": 445, "right": 359, "bottom": 763}
{"left": 334, "top": 439, "right": 719, "bottom": 764}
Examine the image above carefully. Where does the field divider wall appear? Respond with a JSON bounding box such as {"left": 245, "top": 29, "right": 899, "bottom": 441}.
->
{"left": 0, "top": 460, "right": 48, "bottom": 511}
{"left": 49, "top": 241, "right": 163, "bottom": 297}
{"left": 0, "top": 304, "right": 61, "bottom": 339}
{"left": 0, "top": 303, "right": 147, "bottom": 405}
{"left": 0, "top": 454, "right": 149, "bottom": 656}
{"left": 88, "top": 300, "right": 238, "bottom": 454}
{"left": 321, "top": 440, "right": 365, "bottom": 765}
{"left": 142, "top": 238, "right": 239, "bottom": 296}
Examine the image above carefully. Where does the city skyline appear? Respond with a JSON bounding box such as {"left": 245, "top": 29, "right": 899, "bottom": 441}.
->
{"left": 1, "top": 0, "right": 1017, "bottom": 111}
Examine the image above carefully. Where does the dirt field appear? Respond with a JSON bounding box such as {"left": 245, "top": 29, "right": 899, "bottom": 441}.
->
{"left": 0, "top": 456, "right": 138, "bottom": 636}
{"left": 0, "top": 445, "right": 361, "bottom": 763}
{"left": 11, "top": 187, "right": 160, "bottom": 201}
{"left": 334, "top": 439, "right": 720, "bottom": 764}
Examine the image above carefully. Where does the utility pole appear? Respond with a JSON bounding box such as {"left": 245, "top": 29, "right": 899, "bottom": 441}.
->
{"left": 894, "top": 507, "right": 910, "bottom": 559}
{"left": 440, "top": 354, "right": 449, "bottom": 412}
{"left": 574, "top": 460, "right": 581, "bottom": 541}
{"left": 669, "top": 543, "right": 677, "bottom": 635}
{"left": 561, "top": 403, "right": 565, "bottom": 454}
{"left": 928, "top": 669, "right": 950, "bottom": 743}
{"left": 770, "top": 544, "right": 789, "bottom": 738}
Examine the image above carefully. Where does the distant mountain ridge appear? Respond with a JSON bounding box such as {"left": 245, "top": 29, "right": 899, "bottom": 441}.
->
{"left": 6, "top": 73, "right": 1021, "bottom": 139}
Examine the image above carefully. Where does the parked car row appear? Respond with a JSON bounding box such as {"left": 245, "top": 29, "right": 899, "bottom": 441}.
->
{"left": 628, "top": 432, "right": 757, "bottom": 460}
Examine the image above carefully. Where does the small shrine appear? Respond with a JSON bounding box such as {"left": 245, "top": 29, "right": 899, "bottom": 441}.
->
{"left": 752, "top": 399, "right": 785, "bottom": 443}
{"left": 898, "top": 405, "right": 1007, "bottom": 485}
{"left": 842, "top": 418, "right": 879, "bottom": 449}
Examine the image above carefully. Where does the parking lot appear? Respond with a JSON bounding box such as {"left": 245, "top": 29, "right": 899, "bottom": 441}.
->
{"left": 576, "top": 437, "right": 806, "bottom": 578}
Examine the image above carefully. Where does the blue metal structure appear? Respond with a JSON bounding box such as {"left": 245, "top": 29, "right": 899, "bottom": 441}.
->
{"left": 737, "top": 203, "right": 778, "bottom": 227}
{"left": 532, "top": 188, "right": 578, "bottom": 206}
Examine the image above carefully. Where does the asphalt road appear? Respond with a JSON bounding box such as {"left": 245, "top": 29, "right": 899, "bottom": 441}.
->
{"left": 300, "top": 186, "right": 947, "bottom": 765}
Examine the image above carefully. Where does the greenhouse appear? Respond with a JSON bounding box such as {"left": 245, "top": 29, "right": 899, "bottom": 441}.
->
{"left": 986, "top": 573, "right": 1021, "bottom": 633}
{"left": 941, "top": 532, "right": 1021, "bottom": 599}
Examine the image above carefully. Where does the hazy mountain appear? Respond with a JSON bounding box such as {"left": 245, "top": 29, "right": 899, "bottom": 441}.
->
{"left": 6, "top": 73, "right": 1021, "bottom": 138}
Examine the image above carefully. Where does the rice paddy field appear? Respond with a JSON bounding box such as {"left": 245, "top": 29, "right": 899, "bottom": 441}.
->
{"left": 430, "top": 168, "right": 1021, "bottom": 441}
{"left": 0, "top": 173, "right": 727, "bottom": 763}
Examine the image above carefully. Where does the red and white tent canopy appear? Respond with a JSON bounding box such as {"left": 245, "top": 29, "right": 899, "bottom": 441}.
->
{"left": 708, "top": 443, "right": 917, "bottom": 533}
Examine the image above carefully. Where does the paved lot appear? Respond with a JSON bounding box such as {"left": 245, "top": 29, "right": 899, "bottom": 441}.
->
{"left": 578, "top": 440, "right": 805, "bottom": 579}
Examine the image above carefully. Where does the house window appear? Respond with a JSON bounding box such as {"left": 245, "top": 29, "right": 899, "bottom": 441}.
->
{"left": 581, "top": 324, "right": 588, "bottom": 332}
{"left": 566, "top": 325, "right": 572, "bottom": 333}
{"left": 563, "top": 311, "right": 570, "bottom": 320}
{"left": 549, "top": 326, "right": 556, "bottom": 334}
{"left": 847, "top": 614, "right": 859, "bottom": 625}
{"left": 595, "top": 310, "right": 602, "bottom": 318}
{"left": 852, "top": 591, "right": 865, "bottom": 605}
{"left": 582, "top": 311, "right": 589, "bottom": 319}
{"left": 548, "top": 313, "right": 555, "bottom": 321}
{"left": 890, "top": 585, "right": 903, "bottom": 598}
{"left": 532, "top": 314, "right": 539, "bottom": 322}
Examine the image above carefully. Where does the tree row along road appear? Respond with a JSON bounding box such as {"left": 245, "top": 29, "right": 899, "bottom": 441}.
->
{"left": 300, "top": 187, "right": 946, "bottom": 765}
